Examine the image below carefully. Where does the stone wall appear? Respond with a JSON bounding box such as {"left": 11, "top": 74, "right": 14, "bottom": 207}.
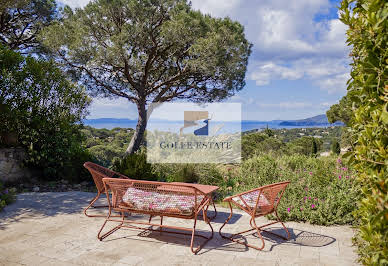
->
{"left": 0, "top": 148, "right": 30, "bottom": 183}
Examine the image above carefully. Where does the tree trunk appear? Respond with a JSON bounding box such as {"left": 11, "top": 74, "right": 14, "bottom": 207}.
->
{"left": 125, "top": 101, "right": 147, "bottom": 154}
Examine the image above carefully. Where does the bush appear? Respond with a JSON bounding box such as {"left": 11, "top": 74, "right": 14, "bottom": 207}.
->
{"left": 286, "top": 137, "right": 322, "bottom": 156}
{"left": 339, "top": 0, "right": 388, "bottom": 263}
{"left": 88, "top": 145, "right": 124, "bottom": 167}
{"left": 204, "top": 154, "right": 360, "bottom": 225}
{"left": 112, "top": 151, "right": 158, "bottom": 181}
{"left": 241, "top": 133, "right": 285, "bottom": 158}
{"left": 0, "top": 45, "right": 91, "bottom": 181}
{"left": 153, "top": 153, "right": 359, "bottom": 225}
{"left": 0, "top": 182, "right": 16, "bottom": 211}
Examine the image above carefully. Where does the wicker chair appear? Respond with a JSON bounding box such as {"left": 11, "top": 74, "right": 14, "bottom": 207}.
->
{"left": 83, "top": 162, "right": 130, "bottom": 217}
{"left": 219, "top": 181, "right": 291, "bottom": 250}
{"left": 98, "top": 178, "right": 214, "bottom": 254}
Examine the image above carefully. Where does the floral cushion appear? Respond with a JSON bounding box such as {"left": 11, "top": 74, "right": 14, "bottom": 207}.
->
{"left": 120, "top": 187, "right": 204, "bottom": 215}
{"left": 233, "top": 191, "right": 272, "bottom": 213}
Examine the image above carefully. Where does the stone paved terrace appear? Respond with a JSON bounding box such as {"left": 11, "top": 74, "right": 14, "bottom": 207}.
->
{"left": 0, "top": 192, "right": 359, "bottom": 265}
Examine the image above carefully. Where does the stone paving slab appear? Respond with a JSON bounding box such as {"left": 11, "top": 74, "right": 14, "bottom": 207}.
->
{"left": 0, "top": 192, "right": 359, "bottom": 265}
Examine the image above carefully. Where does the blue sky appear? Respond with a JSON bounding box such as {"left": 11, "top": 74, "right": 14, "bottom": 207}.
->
{"left": 59, "top": 0, "right": 350, "bottom": 121}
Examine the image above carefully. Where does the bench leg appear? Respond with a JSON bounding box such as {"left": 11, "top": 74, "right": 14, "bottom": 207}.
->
{"left": 190, "top": 212, "right": 214, "bottom": 254}
{"left": 98, "top": 212, "right": 125, "bottom": 240}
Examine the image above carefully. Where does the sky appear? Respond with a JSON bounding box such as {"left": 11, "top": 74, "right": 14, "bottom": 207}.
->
{"left": 58, "top": 0, "right": 350, "bottom": 121}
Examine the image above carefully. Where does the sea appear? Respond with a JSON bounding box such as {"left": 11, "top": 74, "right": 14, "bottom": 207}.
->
{"left": 83, "top": 119, "right": 336, "bottom": 133}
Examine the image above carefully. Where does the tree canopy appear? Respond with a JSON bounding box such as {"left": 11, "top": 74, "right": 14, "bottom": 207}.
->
{"left": 326, "top": 91, "right": 356, "bottom": 126}
{"left": 0, "top": 0, "right": 57, "bottom": 52}
{"left": 0, "top": 44, "right": 91, "bottom": 180}
{"left": 39, "top": 0, "right": 252, "bottom": 153}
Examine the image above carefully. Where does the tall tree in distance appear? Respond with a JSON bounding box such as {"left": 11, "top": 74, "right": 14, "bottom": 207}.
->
{"left": 40, "top": 0, "right": 252, "bottom": 154}
{"left": 0, "top": 0, "right": 57, "bottom": 52}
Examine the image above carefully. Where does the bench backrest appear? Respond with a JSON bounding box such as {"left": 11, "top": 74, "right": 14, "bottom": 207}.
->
{"left": 102, "top": 178, "right": 207, "bottom": 217}
{"left": 83, "top": 162, "right": 130, "bottom": 193}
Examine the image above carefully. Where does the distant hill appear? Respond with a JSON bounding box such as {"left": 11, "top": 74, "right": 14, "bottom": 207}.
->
{"left": 279, "top": 114, "right": 344, "bottom": 126}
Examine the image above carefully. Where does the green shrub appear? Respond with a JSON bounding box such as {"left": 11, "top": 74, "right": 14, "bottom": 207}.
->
{"left": 167, "top": 164, "right": 199, "bottom": 183}
{"left": 0, "top": 45, "right": 91, "bottom": 181}
{"left": 88, "top": 144, "right": 124, "bottom": 168}
{"left": 214, "top": 154, "right": 360, "bottom": 225}
{"left": 241, "top": 132, "right": 286, "bottom": 159}
{"left": 339, "top": 0, "right": 387, "bottom": 264}
{"left": 112, "top": 151, "right": 158, "bottom": 181}
{"left": 150, "top": 153, "right": 358, "bottom": 225}
{"left": 286, "top": 136, "right": 322, "bottom": 156}
{"left": 0, "top": 182, "right": 16, "bottom": 211}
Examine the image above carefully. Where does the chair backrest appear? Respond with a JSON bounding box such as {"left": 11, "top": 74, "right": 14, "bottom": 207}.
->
{"left": 254, "top": 181, "right": 290, "bottom": 212}
{"left": 102, "top": 178, "right": 207, "bottom": 217}
{"left": 83, "top": 162, "right": 129, "bottom": 193}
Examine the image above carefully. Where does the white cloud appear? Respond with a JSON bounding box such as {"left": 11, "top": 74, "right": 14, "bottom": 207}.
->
{"left": 192, "top": 0, "right": 350, "bottom": 93}
{"left": 318, "top": 73, "right": 349, "bottom": 93}
{"left": 249, "top": 62, "right": 304, "bottom": 85}
{"left": 228, "top": 95, "right": 254, "bottom": 105}
{"left": 58, "top": 0, "right": 89, "bottom": 8}
{"left": 88, "top": 97, "right": 137, "bottom": 119}
{"left": 249, "top": 57, "right": 350, "bottom": 93}
{"left": 190, "top": 0, "right": 241, "bottom": 17}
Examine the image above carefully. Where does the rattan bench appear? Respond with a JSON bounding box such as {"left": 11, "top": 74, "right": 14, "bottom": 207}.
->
{"left": 98, "top": 178, "right": 215, "bottom": 254}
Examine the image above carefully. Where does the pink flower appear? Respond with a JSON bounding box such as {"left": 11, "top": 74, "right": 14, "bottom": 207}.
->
{"left": 311, "top": 204, "right": 315, "bottom": 209}
{"left": 342, "top": 167, "right": 348, "bottom": 171}
{"left": 287, "top": 207, "right": 291, "bottom": 212}
{"left": 339, "top": 175, "right": 342, "bottom": 179}
{"left": 309, "top": 172, "right": 312, "bottom": 175}
{"left": 300, "top": 207, "right": 303, "bottom": 211}
{"left": 308, "top": 197, "right": 311, "bottom": 200}
{"left": 305, "top": 187, "right": 308, "bottom": 191}
{"left": 314, "top": 198, "right": 318, "bottom": 201}
{"left": 304, "top": 197, "right": 307, "bottom": 200}
{"left": 337, "top": 158, "right": 342, "bottom": 164}
{"left": 346, "top": 176, "right": 349, "bottom": 179}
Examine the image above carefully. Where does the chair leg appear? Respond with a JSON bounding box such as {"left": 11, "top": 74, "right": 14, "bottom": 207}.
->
{"left": 84, "top": 192, "right": 103, "bottom": 217}
{"left": 271, "top": 210, "right": 290, "bottom": 240}
{"left": 84, "top": 192, "right": 127, "bottom": 218}
{"left": 219, "top": 202, "right": 266, "bottom": 250}
{"left": 219, "top": 201, "right": 234, "bottom": 240}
